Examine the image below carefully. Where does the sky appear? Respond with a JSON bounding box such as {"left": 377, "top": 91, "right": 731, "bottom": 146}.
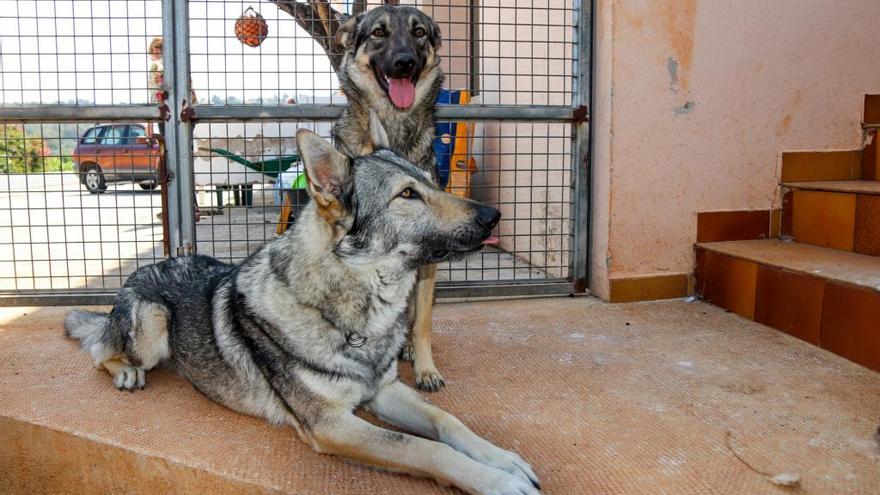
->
{"left": 0, "top": 0, "right": 341, "bottom": 105}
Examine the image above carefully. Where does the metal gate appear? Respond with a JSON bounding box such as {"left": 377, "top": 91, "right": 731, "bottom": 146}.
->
{"left": 0, "top": 0, "right": 589, "bottom": 305}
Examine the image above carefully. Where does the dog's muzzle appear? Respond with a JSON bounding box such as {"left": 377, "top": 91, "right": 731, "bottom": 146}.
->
{"left": 375, "top": 52, "right": 422, "bottom": 109}
{"left": 426, "top": 204, "right": 501, "bottom": 263}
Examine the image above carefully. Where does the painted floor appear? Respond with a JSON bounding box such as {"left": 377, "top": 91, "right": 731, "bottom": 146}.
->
{"left": 1, "top": 298, "right": 879, "bottom": 494}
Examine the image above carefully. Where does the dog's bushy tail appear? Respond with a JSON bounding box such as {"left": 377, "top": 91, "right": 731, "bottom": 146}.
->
{"left": 65, "top": 309, "right": 114, "bottom": 365}
{"left": 64, "top": 309, "right": 107, "bottom": 340}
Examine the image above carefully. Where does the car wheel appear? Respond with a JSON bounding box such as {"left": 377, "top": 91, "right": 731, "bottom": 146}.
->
{"left": 81, "top": 165, "right": 107, "bottom": 194}
{"left": 138, "top": 181, "right": 158, "bottom": 190}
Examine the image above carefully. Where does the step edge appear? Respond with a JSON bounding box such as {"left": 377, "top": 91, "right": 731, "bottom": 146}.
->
{"left": 0, "top": 413, "right": 285, "bottom": 495}
{"left": 781, "top": 181, "right": 880, "bottom": 195}
{"left": 695, "top": 240, "right": 880, "bottom": 292}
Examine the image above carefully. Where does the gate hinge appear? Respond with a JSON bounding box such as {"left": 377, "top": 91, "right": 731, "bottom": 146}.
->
{"left": 158, "top": 93, "right": 171, "bottom": 121}
{"left": 180, "top": 99, "right": 195, "bottom": 122}
{"left": 176, "top": 243, "right": 196, "bottom": 256}
{"left": 572, "top": 105, "right": 589, "bottom": 123}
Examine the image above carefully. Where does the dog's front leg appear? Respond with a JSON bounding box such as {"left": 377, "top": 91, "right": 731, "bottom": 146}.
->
{"left": 412, "top": 263, "right": 444, "bottom": 391}
{"left": 309, "top": 409, "right": 538, "bottom": 495}
{"left": 365, "top": 380, "right": 541, "bottom": 490}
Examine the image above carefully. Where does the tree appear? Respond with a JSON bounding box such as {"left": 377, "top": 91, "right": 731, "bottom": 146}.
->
{"left": 268, "top": 1, "right": 399, "bottom": 72}
{"left": 0, "top": 125, "right": 46, "bottom": 174}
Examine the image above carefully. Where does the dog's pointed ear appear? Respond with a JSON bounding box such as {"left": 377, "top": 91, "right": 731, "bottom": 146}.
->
{"left": 335, "top": 13, "right": 364, "bottom": 50}
{"left": 369, "top": 110, "right": 391, "bottom": 150}
{"left": 429, "top": 19, "right": 442, "bottom": 50}
{"left": 296, "top": 129, "right": 351, "bottom": 216}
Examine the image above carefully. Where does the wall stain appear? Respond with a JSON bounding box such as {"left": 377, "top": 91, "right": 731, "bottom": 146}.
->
{"left": 776, "top": 115, "right": 793, "bottom": 136}
{"left": 674, "top": 100, "right": 696, "bottom": 115}
{"left": 776, "top": 90, "right": 803, "bottom": 136}
{"left": 667, "top": 57, "right": 680, "bottom": 93}
{"left": 655, "top": 0, "right": 698, "bottom": 91}
{"left": 619, "top": 4, "right": 645, "bottom": 30}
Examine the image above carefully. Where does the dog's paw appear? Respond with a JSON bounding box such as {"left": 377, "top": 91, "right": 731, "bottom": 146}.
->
{"left": 465, "top": 442, "right": 541, "bottom": 490}
{"left": 473, "top": 468, "right": 541, "bottom": 495}
{"left": 415, "top": 367, "right": 445, "bottom": 392}
{"left": 399, "top": 341, "right": 414, "bottom": 363}
{"left": 113, "top": 365, "right": 146, "bottom": 392}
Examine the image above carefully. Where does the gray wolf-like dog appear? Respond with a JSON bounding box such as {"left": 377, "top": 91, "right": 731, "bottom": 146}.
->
{"left": 333, "top": 5, "right": 478, "bottom": 391}
{"left": 65, "top": 124, "right": 540, "bottom": 494}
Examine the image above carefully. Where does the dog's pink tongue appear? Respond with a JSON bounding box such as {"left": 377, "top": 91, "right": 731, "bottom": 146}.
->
{"left": 388, "top": 78, "right": 415, "bottom": 109}
{"left": 482, "top": 236, "right": 500, "bottom": 246}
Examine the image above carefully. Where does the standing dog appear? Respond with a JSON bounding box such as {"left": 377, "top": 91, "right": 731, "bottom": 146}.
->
{"left": 333, "top": 5, "right": 464, "bottom": 391}
{"left": 65, "top": 125, "right": 540, "bottom": 494}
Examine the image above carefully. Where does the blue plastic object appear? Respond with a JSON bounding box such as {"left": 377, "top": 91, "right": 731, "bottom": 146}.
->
{"left": 433, "top": 89, "right": 463, "bottom": 189}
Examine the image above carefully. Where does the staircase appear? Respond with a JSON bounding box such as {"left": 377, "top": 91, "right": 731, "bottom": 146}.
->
{"left": 695, "top": 95, "right": 880, "bottom": 372}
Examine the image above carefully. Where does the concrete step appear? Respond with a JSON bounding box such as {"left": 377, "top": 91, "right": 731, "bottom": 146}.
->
{"left": 780, "top": 181, "right": 880, "bottom": 256}
{"left": 695, "top": 239, "right": 880, "bottom": 371}
{"left": 5, "top": 302, "right": 880, "bottom": 494}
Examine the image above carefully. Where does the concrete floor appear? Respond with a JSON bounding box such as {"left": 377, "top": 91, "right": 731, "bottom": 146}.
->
{"left": 1, "top": 298, "right": 879, "bottom": 494}
{"left": 0, "top": 175, "right": 548, "bottom": 292}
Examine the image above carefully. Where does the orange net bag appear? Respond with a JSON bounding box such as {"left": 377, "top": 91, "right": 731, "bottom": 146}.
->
{"left": 235, "top": 7, "right": 268, "bottom": 47}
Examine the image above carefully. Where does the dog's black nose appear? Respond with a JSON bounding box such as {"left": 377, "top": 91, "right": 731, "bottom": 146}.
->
{"left": 475, "top": 204, "right": 501, "bottom": 230}
{"left": 393, "top": 55, "right": 416, "bottom": 73}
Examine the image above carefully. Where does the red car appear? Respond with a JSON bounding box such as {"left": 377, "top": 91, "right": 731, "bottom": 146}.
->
{"left": 73, "top": 124, "right": 160, "bottom": 193}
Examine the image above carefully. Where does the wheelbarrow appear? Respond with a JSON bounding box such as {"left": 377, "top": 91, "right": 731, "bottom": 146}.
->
{"left": 206, "top": 147, "right": 307, "bottom": 208}
{"left": 208, "top": 147, "right": 301, "bottom": 180}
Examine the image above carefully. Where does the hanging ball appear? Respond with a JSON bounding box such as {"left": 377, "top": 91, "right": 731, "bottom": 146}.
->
{"left": 235, "top": 7, "right": 268, "bottom": 47}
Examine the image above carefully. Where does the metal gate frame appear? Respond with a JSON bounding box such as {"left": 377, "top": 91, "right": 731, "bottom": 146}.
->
{"left": 0, "top": 0, "right": 591, "bottom": 305}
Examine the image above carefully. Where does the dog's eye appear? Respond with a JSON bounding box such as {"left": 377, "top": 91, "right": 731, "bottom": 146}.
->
{"left": 372, "top": 28, "right": 387, "bottom": 38}
{"left": 413, "top": 27, "right": 426, "bottom": 38}
{"left": 398, "top": 187, "right": 420, "bottom": 200}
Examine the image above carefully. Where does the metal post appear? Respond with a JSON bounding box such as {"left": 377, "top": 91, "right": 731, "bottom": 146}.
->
{"left": 570, "top": 0, "right": 592, "bottom": 293}
{"left": 173, "top": 0, "right": 196, "bottom": 254}
{"left": 162, "top": 0, "right": 196, "bottom": 256}
{"left": 161, "top": 0, "right": 182, "bottom": 255}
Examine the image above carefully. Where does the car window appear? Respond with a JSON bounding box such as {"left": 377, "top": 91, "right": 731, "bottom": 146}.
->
{"left": 100, "top": 126, "right": 125, "bottom": 146}
{"left": 81, "top": 127, "right": 102, "bottom": 144}
{"left": 127, "top": 125, "right": 147, "bottom": 139}
{"left": 124, "top": 125, "right": 147, "bottom": 144}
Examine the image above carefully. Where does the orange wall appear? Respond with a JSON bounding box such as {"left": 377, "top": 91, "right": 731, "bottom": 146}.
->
{"left": 591, "top": 0, "right": 880, "bottom": 299}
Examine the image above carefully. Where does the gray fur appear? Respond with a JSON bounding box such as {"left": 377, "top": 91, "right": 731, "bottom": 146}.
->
{"left": 63, "top": 135, "right": 535, "bottom": 495}
{"left": 65, "top": 139, "right": 498, "bottom": 429}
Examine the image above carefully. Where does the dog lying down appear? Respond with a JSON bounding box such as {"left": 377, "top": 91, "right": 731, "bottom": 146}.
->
{"left": 65, "top": 122, "right": 541, "bottom": 494}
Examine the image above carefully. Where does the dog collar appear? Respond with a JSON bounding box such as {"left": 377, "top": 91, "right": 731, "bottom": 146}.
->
{"left": 345, "top": 331, "right": 366, "bottom": 347}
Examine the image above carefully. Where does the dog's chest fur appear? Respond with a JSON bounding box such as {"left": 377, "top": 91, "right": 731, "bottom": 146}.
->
{"left": 334, "top": 103, "right": 437, "bottom": 177}
{"left": 231, "top": 239, "right": 416, "bottom": 406}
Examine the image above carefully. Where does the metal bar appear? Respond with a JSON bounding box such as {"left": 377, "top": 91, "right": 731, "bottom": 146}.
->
{"left": 191, "top": 104, "right": 581, "bottom": 123}
{"left": 436, "top": 280, "right": 577, "bottom": 300}
{"left": 569, "top": 0, "right": 592, "bottom": 293}
{"left": 0, "top": 292, "right": 117, "bottom": 307}
{"left": 439, "top": 105, "right": 580, "bottom": 122}
{"left": 469, "top": 0, "right": 481, "bottom": 96}
{"left": 864, "top": 123, "right": 880, "bottom": 130}
{"left": 161, "top": 0, "right": 182, "bottom": 254}
{"left": 173, "top": 0, "right": 196, "bottom": 254}
{"left": 0, "top": 279, "right": 578, "bottom": 307}
{"left": 0, "top": 105, "right": 161, "bottom": 122}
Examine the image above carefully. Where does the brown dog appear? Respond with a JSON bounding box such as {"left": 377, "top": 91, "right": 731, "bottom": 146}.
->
{"left": 333, "top": 5, "right": 458, "bottom": 391}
